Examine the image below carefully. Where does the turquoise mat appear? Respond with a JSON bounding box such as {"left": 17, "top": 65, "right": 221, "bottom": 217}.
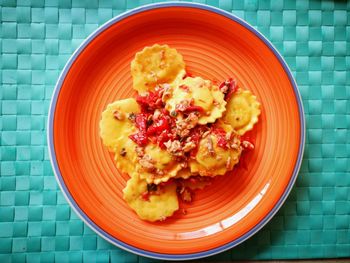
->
{"left": 1, "top": 0, "right": 350, "bottom": 261}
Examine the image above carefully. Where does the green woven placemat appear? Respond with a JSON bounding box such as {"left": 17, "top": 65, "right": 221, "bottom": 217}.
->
{"left": 1, "top": 0, "right": 349, "bottom": 262}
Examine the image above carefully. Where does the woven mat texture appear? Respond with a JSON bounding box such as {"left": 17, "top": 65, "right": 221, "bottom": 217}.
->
{"left": 0, "top": 0, "right": 350, "bottom": 262}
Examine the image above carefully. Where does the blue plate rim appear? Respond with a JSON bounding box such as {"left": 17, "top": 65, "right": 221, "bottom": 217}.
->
{"left": 47, "top": 1, "right": 305, "bottom": 261}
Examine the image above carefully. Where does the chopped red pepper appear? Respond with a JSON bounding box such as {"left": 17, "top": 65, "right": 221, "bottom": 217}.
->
{"left": 146, "top": 116, "right": 169, "bottom": 136}
{"left": 129, "top": 113, "right": 149, "bottom": 146}
{"left": 166, "top": 113, "right": 176, "bottom": 126}
{"left": 211, "top": 127, "right": 229, "bottom": 149}
{"left": 188, "top": 127, "right": 203, "bottom": 157}
{"left": 176, "top": 103, "right": 204, "bottom": 114}
{"left": 157, "top": 130, "right": 173, "bottom": 149}
{"left": 161, "top": 108, "right": 169, "bottom": 115}
{"left": 136, "top": 88, "right": 164, "bottom": 112}
{"left": 147, "top": 113, "right": 176, "bottom": 148}
{"left": 141, "top": 191, "right": 150, "bottom": 201}
{"left": 134, "top": 113, "right": 148, "bottom": 132}
{"left": 183, "top": 105, "right": 204, "bottom": 113}
{"left": 129, "top": 110, "right": 177, "bottom": 148}
{"left": 219, "top": 78, "right": 238, "bottom": 100}
{"left": 129, "top": 132, "right": 148, "bottom": 146}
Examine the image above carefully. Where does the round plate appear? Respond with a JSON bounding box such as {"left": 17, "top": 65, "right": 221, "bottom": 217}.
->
{"left": 48, "top": 2, "right": 305, "bottom": 260}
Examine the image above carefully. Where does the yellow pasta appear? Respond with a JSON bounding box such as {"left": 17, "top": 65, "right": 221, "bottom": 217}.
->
{"left": 190, "top": 122, "right": 242, "bottom": 176}
{"left": 123, "top": 173, "right": 179, "bottom": 222}
{"left": 223, "top": 88, "right": 261, "bottom": 135}
{"left": 208, "top": 87, "right": 227, "bottom": 124}
{"left": 138, "top": 144, "right": 182, "bottom": 184}
{"left": 164, "top": 76, "right": 226, "bottom": 124}
{"left": 114, "top": 136, "right": 139, "bottom": 175}
{"left": 99, "top": 98, "right": 140, "bottom": 150}
{"left": 131, "top": 44, "right": 186, "bottom": 93}
{"left": 99, "top": 45, "right": 262, "bottom": 222}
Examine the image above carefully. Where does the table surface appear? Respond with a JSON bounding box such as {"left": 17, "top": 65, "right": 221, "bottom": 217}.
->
{"left": 1, "top": 0, "right": 350, "bottom": 262}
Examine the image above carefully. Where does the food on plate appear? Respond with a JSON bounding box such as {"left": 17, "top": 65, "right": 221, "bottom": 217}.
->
{"left": 100, "top": 44, "right": 261, "bottom": 221}
{"left": 99, "top": 98, "right": 140, "bottom": 149}
{"left": 138, "top": 144, "right": 183, "bottom": 184}
{"left": 222, "top": 88, "right": 261, "bottom": 135}
{"left": 114, "top": 136, "right": 139, "bottom": 175}
{"left": 164, "top": 76, "right": 226, "bottom": 124}
{"left": 123, "top": 173, "right": 179, "bottom": 222}
{"left": 189, "top": 121, "right": 242, "bottom": 176}
{"left": 131, "top": 44, "right": 186, "bottom": 93}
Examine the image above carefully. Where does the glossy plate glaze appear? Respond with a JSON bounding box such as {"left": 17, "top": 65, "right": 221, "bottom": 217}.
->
{"left": 48, "top": 3, "right": 305, "bottom": 260}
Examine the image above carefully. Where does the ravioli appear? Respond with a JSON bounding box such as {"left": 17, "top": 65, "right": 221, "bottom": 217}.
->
{"left": 164, "top": 76, "right": 226, "bottom": 124}
{"left": 99, "top": 98, "right": 140, "bottom": 150}
{"left": 190, "top": 122, "right": 242, "bottom": 176}
{"left": 223, "top": 89, "right": 261, "bottom": 135}
{"left": 138, "top": 144, "right": 182, "bottom": 184}
{"left": 100, "top": 45, "right": 261, "bottom": 222}
{"left": 114, "top": 136, "right": 139, "bottom": 175}
{"left": 131, "top": 44, "right": 186, "bottom": 93}
{"left": 123, "top": 173, "right": 179, "bottom": 222}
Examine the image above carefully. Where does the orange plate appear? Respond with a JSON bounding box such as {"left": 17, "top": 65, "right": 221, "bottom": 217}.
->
{"left": 48, "top": 3, "right": 305, "bottom": 260}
